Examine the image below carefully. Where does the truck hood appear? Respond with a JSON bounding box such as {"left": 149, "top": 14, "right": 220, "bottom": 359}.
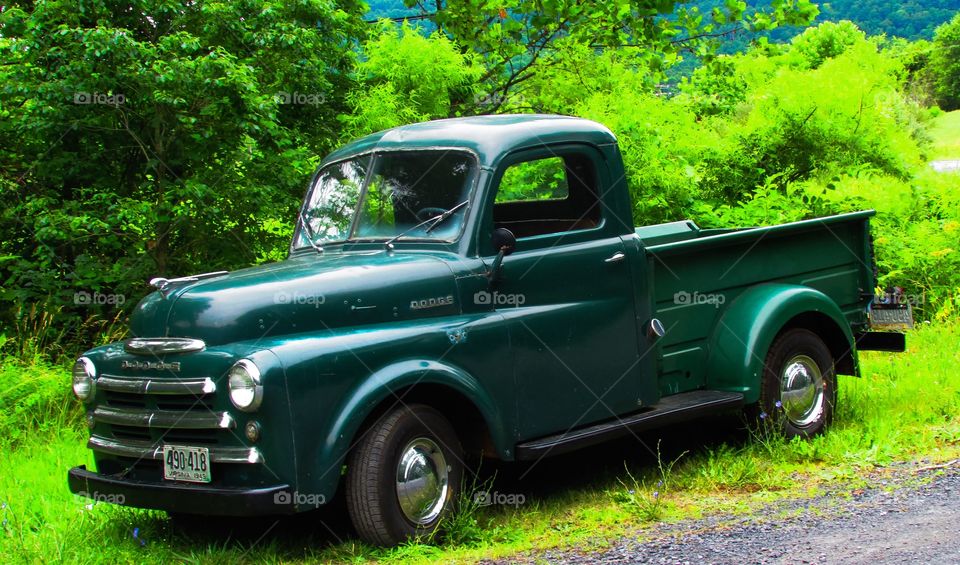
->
{"left": 129, "top": 252, "right": 461, "bottom": 346}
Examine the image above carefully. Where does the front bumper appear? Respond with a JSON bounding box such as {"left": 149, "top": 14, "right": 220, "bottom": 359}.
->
{"left": 68, "top": 465, "right": 294, "bottom": 516}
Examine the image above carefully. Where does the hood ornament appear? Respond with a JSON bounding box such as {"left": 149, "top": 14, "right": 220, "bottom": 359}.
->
{"left": 149, "top": 270, "right": 229, "bottom": 297}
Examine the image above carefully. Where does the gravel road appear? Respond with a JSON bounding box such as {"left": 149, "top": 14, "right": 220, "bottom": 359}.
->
{"left": 497, "top": 461, "right": 960, "bottom": 565}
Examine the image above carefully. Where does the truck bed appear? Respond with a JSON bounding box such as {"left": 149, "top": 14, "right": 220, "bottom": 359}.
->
{"left": 636, "top": 211, "right": 876, "bottom": 397}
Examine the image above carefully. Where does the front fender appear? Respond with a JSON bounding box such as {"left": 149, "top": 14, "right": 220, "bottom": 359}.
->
{"left": 261, "top": 314, "right": 514, "bottom": 504}
{"left": 321, "top": 358, "right": 508, "bottom": 464}
{"left": 705, "top": 283, "right": 856, "bottom": 404}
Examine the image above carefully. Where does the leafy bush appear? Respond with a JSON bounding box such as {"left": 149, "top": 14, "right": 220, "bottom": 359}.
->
{"left": 588, "top": 22, "right": 960, "bottom": 320}
{"left": 927, "top": 13, "right": 960, "bottom": 111}
{"left": 341, "top": 22, "right": 483, "bottom": 138}
{"left": 789, "top": 20, "right": 867, "bottom": 69}
{"left": 578, "top": 89, "right": 719, "bottom": 224}
{"left": 0, "top": 1, "right": 367, "bottom": 354}
{"left": 0, "top": 357, "right": 80, "bottom": 447}
{"left": 679, "top": 57, "right": 749, "bottom": 117}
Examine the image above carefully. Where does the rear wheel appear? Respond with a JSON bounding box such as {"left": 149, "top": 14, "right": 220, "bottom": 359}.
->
{"left": 760, "top": 328, "right": 837, "bottom": 438}
{"left": 345, "top": 404, "right": 463, "bottom": 546}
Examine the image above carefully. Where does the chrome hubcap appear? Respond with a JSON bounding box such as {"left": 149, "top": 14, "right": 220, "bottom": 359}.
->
{"left": 780, "top": 354, "right": 825, "bottom": 427}
{"left": 395, "top": 437, "right": 448, "bottom": 524}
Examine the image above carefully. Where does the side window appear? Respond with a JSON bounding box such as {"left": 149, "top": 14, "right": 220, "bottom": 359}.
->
{"left": 493, "top": 153, "right": 601, "bottom": 240}
{"left": 496, "top": 157, "right": 569, "bottom": 203}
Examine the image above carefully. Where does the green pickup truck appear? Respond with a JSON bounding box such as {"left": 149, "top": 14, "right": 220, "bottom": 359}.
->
{"left": 68, "top": 115, "right": 908, "bottom": 546}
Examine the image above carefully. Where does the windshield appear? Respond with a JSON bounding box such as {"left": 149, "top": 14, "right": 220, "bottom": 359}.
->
{"left": 295, "top": 150, "right": 478, "bottom": 249}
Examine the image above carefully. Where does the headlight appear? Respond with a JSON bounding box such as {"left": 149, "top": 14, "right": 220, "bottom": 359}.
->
{"left": 228, "top": 359, "right": 263, "bottom": 412}
{"left": 72, "top": 357, "right": 96, "bottom": 402}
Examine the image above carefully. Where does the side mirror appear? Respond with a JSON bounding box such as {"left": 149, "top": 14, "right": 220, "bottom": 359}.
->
{"left": 487, "top": 228, "right": 516, "bottom": 284}
{"left": 491, "top": 228, "right": 516, "bottom": 256}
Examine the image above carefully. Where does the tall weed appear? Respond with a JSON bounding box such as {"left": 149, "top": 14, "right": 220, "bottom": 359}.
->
{"left": 0, "top": 358, "right": 80, "bottom": 447}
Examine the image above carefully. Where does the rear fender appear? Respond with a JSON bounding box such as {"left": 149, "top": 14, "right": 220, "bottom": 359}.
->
{"left": 705, "top": 284, "right": 857, "bottom": 404}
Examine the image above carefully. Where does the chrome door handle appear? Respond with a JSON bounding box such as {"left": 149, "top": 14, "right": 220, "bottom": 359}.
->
{"left": 604, "top": 251, "right": 626, "bottom": 264}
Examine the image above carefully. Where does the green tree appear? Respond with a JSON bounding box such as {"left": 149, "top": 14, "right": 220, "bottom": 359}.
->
{"left": 789, "top": 20, "right": 867, "bottom": 68}
{"left": 928, "top": 12, "right": 960, "bottom": 110}
{"left": 341, "top": 22, "right": 483, "bottom": 138}
{"left": 0, "top": 0, "right": 366, "bottom": 344}
{"left": 398, "top": 0, "right": 819, "bottom": 113}
{"left": 813, "top": 0, "right": 960, "bottom": 40}
{"left": 679, "top": 56, "right": 750, "bottom": 116}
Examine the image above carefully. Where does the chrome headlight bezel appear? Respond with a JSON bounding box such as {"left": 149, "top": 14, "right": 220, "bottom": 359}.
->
{"left": 228, "top": 359, "right": 263, "bottom": 412}
{"left": 72, "top": 356, "right": 97, "bottom": 403}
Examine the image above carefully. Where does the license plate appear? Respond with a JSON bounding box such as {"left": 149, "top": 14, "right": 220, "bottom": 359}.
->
{"left": 870, "top": 305, "right": 915, "bottom": 330}
{"left": 163, "top": 445, "right": 211, "bottom": 483}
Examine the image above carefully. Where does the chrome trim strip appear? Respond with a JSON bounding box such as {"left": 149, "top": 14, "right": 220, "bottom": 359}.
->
{"left": 88, "top": 435, "right": 263, "bottom": 464}
{"left": 124, "top": 337, "right": 206, "bottom": 356}
{"left": 94, "top": 406, "right": 235, "bottom": 429}
{"left": 98, "top": 375, "right": 216, "bottom": 395}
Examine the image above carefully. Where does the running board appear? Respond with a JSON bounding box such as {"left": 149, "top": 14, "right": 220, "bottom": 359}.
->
{"left": 515, "top": 390, "right": 744, "bottom": 461}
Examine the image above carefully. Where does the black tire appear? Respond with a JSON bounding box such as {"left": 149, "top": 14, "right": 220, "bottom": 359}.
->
{"left": 345, "top": 404, "right": 463, "bottom": 546}
{"left": 760, "top": 328, "right": 837, "bottom": 438}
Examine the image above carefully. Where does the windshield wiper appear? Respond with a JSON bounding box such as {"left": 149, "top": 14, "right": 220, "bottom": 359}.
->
{"left": 384, "top": 200, "right": 469, "bottom": 250}
{"left": 298, "top": 210, "right": 324, "bottom": 254}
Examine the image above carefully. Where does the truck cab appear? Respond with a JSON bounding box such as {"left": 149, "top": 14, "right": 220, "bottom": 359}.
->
{"left": 68, "top": 115, "right": 907, "bottom": 546}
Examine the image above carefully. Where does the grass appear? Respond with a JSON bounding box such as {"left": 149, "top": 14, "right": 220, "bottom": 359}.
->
{"left": 1, "top": 321, "right": 958, "bottom": 563}
{"left": 0, "top": 358, "right": 83, "bottom": 447}
{"left": 928, "top": 109, "right": 960, "bottom": 160}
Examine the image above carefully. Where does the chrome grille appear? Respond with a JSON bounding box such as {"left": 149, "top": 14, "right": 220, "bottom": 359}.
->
{"left": 98, "top": 373, "right": 216, "bottom": 395}
{"left": 102, "top": 390, "right": 147, "bottom": 408}
{"left": 90, "top": 372, "right": 262, "bottom": 464}
{"left": 94, "top": 405, "right": 234, "bottom": 429}
{"left": 109, "top": 424, "right": 152, "bottom": 442}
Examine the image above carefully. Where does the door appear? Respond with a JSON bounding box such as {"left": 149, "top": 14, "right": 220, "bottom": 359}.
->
{"left": 480, "top": 145, "right": 646, "bottom": 440}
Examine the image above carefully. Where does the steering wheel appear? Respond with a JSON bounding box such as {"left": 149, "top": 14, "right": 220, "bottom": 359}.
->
{"left": 416, "top": 207, "right": 448, "bottom": 222}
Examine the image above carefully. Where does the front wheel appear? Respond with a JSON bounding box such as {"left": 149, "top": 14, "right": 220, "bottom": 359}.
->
{"left": 345, "top": 404, "right": 463, "bottom": 546}
{"left": 760, "top": 328, "right": 837, "bottom": 438}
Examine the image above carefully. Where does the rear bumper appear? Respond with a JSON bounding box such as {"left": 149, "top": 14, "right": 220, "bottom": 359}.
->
{"left": 855, "top": 331, "right": 906, "bottom": 352}
{"left": 68, "top": 465, "right": 295, "bottom": 516}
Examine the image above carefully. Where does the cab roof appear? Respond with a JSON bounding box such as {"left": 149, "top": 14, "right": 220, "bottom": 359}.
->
{"left": 322, "top": 114, "right": 617, "bottom": 168}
